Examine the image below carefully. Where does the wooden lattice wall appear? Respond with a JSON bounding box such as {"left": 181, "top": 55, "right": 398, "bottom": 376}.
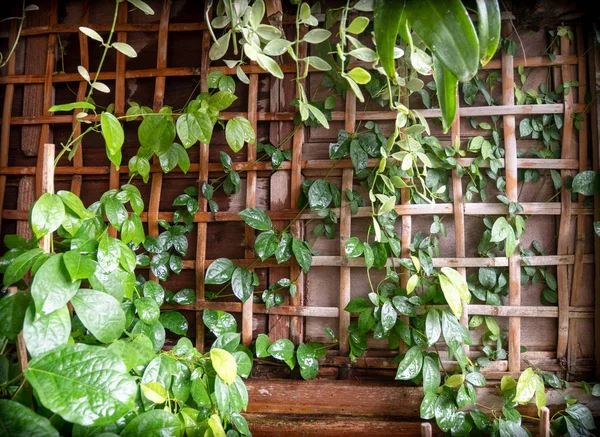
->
{"left": 1, "top": 0, "right": 599, "bottom": 430}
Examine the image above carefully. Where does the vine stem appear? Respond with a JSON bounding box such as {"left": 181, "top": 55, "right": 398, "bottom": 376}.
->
{"left": 55, "top": 0, "right": 121, "bottom": 166}
{"left": 0, "top": 0, "right": 27, "bottom": 69}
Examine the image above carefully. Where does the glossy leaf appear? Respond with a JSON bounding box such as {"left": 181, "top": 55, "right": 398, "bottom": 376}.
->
{"left": 0, "top": 291, "right": 30, "bottom": 340}
{"left": 211, "top": 348, "right": 237, "bottom": 385}
{"left": 101, "top": 112, "right": 124, "bottom": 168}
{"left": 121, "top": 410, "right": 182, "bottom": 437}
{"left": 433, "top": 56, "right": 458, "bottom": 133}
{"left": 23, "top": 303, "right": 70, "bottom": 358}
{"left": 239, "top": 208, "right": 272, "bottom": 231}
{"left": 395, "top": 346, "right": 423, "bottom": 380}
{"left": 24, "top": 344, "right": 137, "bottom": 426}
{"left": 405, "top": 0, "right": 479, "bottom": 82}
{"left": 71, "top": 288, "right": 125, "bottom": 343}
{"left": 374, "top": 0, "right": 405, "bottom": 77}
{"left": 231, "top": 267, "right": 253, "bottom": 302}
{"left": 31, "top": 193, "right": 65, "bottom": 239}
{"left": 205, "top": 258, "right": 236, "bottom": 285}
{"left": 3, "top": 248, "right": 44, "bottom": 287}
{"left": 0, "top": 399, "right": 59, "bottom": 437}
{"left": 514, "top": 367, "right": 536, "bottom": 404}
{"left": 292, "top": 238, "right": 312, "bottom": 273}
{"left": 475, "top": 0, "right": 501, "bottom": 66}
{"left": 31, "top": 254, "right": 80, "bottom": 315}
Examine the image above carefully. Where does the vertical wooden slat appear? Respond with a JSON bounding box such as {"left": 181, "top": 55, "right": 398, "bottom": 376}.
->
{"left": 339, "top": 93, "right": 355, "bottom": 355}
{"left": 268, "top": 75, "right": 291, "bottom": 340}
{"left": 35, "top": 0, "right": 57, "bottom": 198}
{"left": 69, "top": 0, "right": 91, "bottom": 196}
{"left": 195, "top": 23, "right": 212, "bottom": 352}
{"left": 242, "top": 73, "right": 259, "bottom": 345}
{"left": 147, "top": 0, "right": 171, "bottom": 281}
{"left": 556, "top": 32, "right": 575, "bottom": 361}
{"left": 0, "top": 17, "right": 18, "bottom": 235}
{"left": 451, "top": 95, "right": 468, "bottom": 356}
{"left": 421, "top": 422, "right": 432, "bottom": 437}
{"left": 39, "top": 144, "right": 55, "bottom": 252}
{"left": 590, "top": 27, "right": 600, "bottom": 381}
{"left": 501, "top": 22, "right": 521, "bottom": 373}
{"left": 289, "top": 28, "right": 307, "bottom": 346}
{"left": 568, "top": 26, "right": 588, "bottom": 371}
{"left": 539, "top": 406, "right": 550, "bottom": 437}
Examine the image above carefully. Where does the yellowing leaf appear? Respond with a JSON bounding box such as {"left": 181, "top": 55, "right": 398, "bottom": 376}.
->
{"left": 141, "top": 382, "right": 167, "bottom": 404}
{"left": 406, "top": 274, "right": 419, "bottom": 295}
{"left": 515, "top": 368, "right": 537, "bottom": 404}
{"left": 439, "top": 274, "right": 462, "bottom": 318}
{"left": 444, "top": 374, "right": 464, "bottom": 387}
{"left": 210, "top": 348, "right": 237, "bottom": 385}
{"left": 441, "top": 267, "right": 471, "bottom": 303}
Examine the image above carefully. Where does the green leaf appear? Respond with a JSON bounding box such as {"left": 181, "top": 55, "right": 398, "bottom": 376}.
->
{"left": 231, "top": 267, "right": 253, "bottom": 302}
{"left": 101, "top": 112, "right": 124, "bottom": 168}
{"left": 210, "top": 348, "right": 237, "bottom": 385}
{"left": 135, "top": 296, "right": 160, "bottom": 325}
{"left": 176, "top": 112, "right": 213, "bottom": 147}
{"left": 63, "top": 250, "right": 97, "bottom": 282}
{"left": 121, "top": 410, "right": 182, "bottom": 437}
{"left": 205, "top": 258, "right": 236, "bottom": 284}
{"left": 475, "top": 0, "right": 501, "bottom": 66}
{"left": 422, "top": 355, "right": 441, "bottom": 394}
{"left": 71, "top": 289, "right": 125, "bottom": 343}
{"left": 138, "top": 114, "right": 175, "bottom": 155}
{"left": 550, "top": 169, "right": 562, "bottom": 190}
{"left": 292, "top": 238, "right": 312, "bottom": 273}
{"left": 347, "top": 16, "right": 370, "bottom": 34}
{"left": 255, "top": 333, "right": 272, "bottom": 358}
{"left": 0, "top": 399, "right": 59, "bottom": 437}
{"left": 303, "top": 29, "right": 332, "bottom": 44}
{"left": 350, "top": 139, "right": 368, "bottom": 172}
{"left": 484, "top": 316, "right": 500, "bottom": 336}
{"left": 239, "top": 208, "right": 272, "bottom": 231}
{"left": 405, "top": 0, "right": 479, "bottom": 82}
{"left": 112, "top": 42, "right": 137, "bottom": 58}
{"left": 374, "top": 0, "right": 405, "bottom": 77}
{"left": 395, "top": 345, "right": 423, "bottom": 380}
{"left": 207, "top": 91, "right": 237, "bottom": 111}
{"left": 104, "top": 195, "right": 128, "bottom": 230}
{"left": 380, "top": 300, "right": 397, "bottom": 332}
{"left": 535, "top": 375, "right": 546, "bottom": 415}
{"left": 519, "top": 118, "right": 533, "bottom": 137}
{"left": 566, "top": 403, "right": 595, "bottom": 430}
{"left": 23, "top": 303, "right": 70, "bottom": 358}
{"left": 128, "top": 0, "right": 155, "bottom": 15}
{"left": 425, "top": 309, "right": 441, "bottom": 347}
{"left": 31, "top": 254, "right": 80, "bottom": 315}
{"left": 257, "top": 53, "right": 284, "bottom": 79}
{"left": 308, "top": 179, "right": 333, "bottom": 210}
{"left": 255, "top": 230, "right": 279, "bottom": 261}
{"left": 49, "top": 101, "right": 95, "bottom": 112}
{"left": 226, "top": 117, "right": 255, "bottom": 153}
{"left": 268, "top": 338, "right": 294, "bottom": 364}
{"left": 203, "top": 309, "right": 237, "bottom": 336}
{"left": 25, "top": 344, "right": 137, "bottom": 426}
{"left": 3, "top": 248, "right": 44, "bottom": 286}
{"left": 0, "top": 291, "right": 30, "bottom": 340}
{"left": 433, "top": 56, "right": 458, "bottom": 133}
{"left": 344, "top": 237, "right": 364, "bottom": 258}
{"left": 131, "top": 320, "right": 165, "bottom": 353}
{"left": 514, "top": 367, "right": 536, "bottom": 404}
{"left": 572, "top": 170, "right": 600, "bottom": 196}
{"left": 57, "top": 190, "right": 95, "bottom": 219}
{"left": 31, "top": 193, "right": 65, "bottom": 239}
{"left": 441, "top": 267, "right": 470, "bottom": 303}
{"left": 159, "top": 311, "right": 188, "bottom": 336}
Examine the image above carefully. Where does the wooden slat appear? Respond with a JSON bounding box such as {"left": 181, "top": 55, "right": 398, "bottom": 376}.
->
{"left": 539, "top": 407, "right": 550, "bottom": 437}
{"left": 501, "top": 22, "right": 521, "bottom": 373}
{"left": 339, "top": 91, "right": 355, "bottom": 355}
{"left": 242, "top": 72, "right": 259, "bottom": 346}
{"left": 556, "top": 32, "right": 576, "bottom": 362}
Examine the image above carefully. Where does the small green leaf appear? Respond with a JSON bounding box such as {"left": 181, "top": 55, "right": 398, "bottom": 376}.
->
{"left": 292, "top": 238, "right": 312, "bottom": 273}
{"left": 31, "top": 193, "right": 65, "bottom": 239}
{"left": 3, "top": 248, "right": 44, "bottom": 287}
{"left": 239, "top": 208, "right": 272, "bottom": 231}
{"left": 205, "top": 258, "right": 236, "bottom": 285}
{"left": 572, "top": 171, "right": 600, "bottom": 196}
{"left": 395, "top": 346, "right": 423, "bottom": 380}
{"left": 101, "top": 112, "right": 124, "bottom": 168}
{"left": 347, "top": 67, "right": 371, "bottom": 84}
{"left": 231, "top": 267, "right": 253, "bottom": 302}
{"left": 347, "top": 16, "right": 370, "bottom": 34}
{"left": 344, "top": 237, "right": 364, "bottom": 258}
{"left": 49, "top": 101, "right": 95, "bottom": 112}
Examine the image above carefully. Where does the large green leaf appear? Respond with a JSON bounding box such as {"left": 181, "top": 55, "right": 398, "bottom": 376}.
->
{"left": 0, "top": 399, "right": 59, "bottom": 437}
{"left": 239, "top": 208, "right": 272, "bottom": 231}
{"left": 374, "top": 0, "right": 405, "bottom": 77}
{"left": 514, "top": 367, "right": 536, "bottom": 404}
{"left": 439, "top": 274, "right": 463, "bottom": 318}
{"left": 120, "top": 410, "right": 183, "bottom": 437}
{"left": 231, "top": 267, "right": 253, "bottom": 302}
{"left": 71, "top": 289, "right": 125, "bottom": 343}
{"left": 31, "top": 193, "right": 65, "bottom": 240}
{"left": 433, "top": 56, "right": 458, "bottom": 133}
{"left": 24, "top": 344, "right": 137, "bottom": 426}
{"left": 205, "top": 258, "right": 236, "bottom": 285}
{"left": 292, "top": 238, "right": 312, "bottom": 273}
{"left": 31, "top": 254, "right": 80, "bottom": 315}
{"left": 405, "top": 0, "right": 479, "bottom": 82}
{"left": 63, "top": 250, "right": 97, "bottom": 282}
{"left": 475, "top": 0, "right": 501, "bottom": 66}
{"left": 131, "top": 320, "right": 165, "bottom": 352}
{"left": 23, "top": 303, "right": 70, "bottom": 358}
{"left": 176, "top": 112, "right": 213, "bottom": 147}
{"left": 395, "top": 345, "right": 423, "bottom": 380}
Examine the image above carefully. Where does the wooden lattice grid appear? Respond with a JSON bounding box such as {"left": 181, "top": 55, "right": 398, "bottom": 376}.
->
{"left": 0, "top": 0, "right": 598, "bottom": 383}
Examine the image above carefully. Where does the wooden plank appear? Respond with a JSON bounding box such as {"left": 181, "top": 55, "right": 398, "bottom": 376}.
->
{"left": 556, "top": 32, "right": 575, "bottom": 362}
{"left": 242, "top": 72, "right": 259, "bottom": 346}
{"left": 501, "top": 22, "right": 521, "bottom": 373}
{"left": 421, "top": 423, "right": 433, "bottom": 437}
{"left": 245, "top": 380, "right": 600, "bottom": 417}
{"left": 339, "top": 91, "right": 355, "bottom": 355}
{"left": 539, "top": 407, "right": 550, "bottom": 437}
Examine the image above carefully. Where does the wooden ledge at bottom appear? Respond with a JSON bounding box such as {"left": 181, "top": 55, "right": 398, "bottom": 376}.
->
{"left": 245, "top": 379, "right": 600, "bottom": 418}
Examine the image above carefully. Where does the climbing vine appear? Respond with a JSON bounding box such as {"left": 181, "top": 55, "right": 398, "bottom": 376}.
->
{"left": 0, "top": 0, "right": 598, "bottom": 436}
